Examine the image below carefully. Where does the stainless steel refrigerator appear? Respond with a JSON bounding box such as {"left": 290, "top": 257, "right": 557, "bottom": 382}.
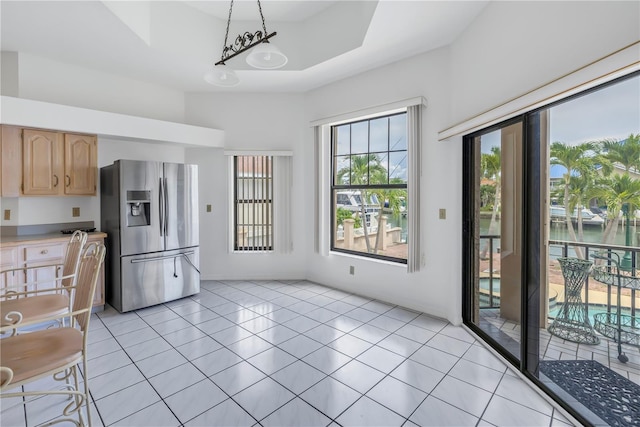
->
{"left": 101, "top": 160, "right": 200, "bottom": 312}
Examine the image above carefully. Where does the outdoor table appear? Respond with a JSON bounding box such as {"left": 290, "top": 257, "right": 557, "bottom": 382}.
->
{"left": 548, "top": 257, "right": 600, "bottom": 344}
{"left": 591, "top": 253, "right": 640, "bottom": 363}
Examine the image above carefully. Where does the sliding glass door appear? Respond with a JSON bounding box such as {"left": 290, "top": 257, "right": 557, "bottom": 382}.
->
{"left": 463, "top": 72, "right": 639, "bottom": 426}
{"left": 463, "top": 119, "right": 525, "bottom": 363}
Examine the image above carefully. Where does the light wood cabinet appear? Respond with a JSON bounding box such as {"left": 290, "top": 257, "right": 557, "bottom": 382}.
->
{"left": 22, "top": 242, "right": 65, "bottom": 295}
{"left": 0, "top": 246, "right": 20, "bottom": 289}
{"left": 0, "top": 234, "right": 106, "bottom": 308}
{"left": 0, "top": 125, "right": 97, "bottom": 196}
{"left": 1, "top": 125, "right": 23, "bottom": 197}
{"left": 64, "top": 134, "right": 97, "bottom": 195}
{"left": 22, "top": 129, "right": 64, "bottom": 196}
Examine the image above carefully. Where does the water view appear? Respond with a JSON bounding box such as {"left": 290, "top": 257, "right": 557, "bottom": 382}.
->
{"left": 480, "top": 217, "right": 639, "bottom": 249}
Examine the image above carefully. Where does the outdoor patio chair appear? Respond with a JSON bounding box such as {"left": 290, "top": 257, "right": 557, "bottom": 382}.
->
{"left": 0, "top": 242, "right": 105, "bottom": 427}
{"left": 0, "top": 230, "right": 88, "bottom": 331}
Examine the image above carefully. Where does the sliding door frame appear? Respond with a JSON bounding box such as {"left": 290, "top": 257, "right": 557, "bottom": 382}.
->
{"left": 462, "top": 71, "right": 639, "bottom": 427}
{"left": 461, "top": 115, "right": 525, "bottom": 368}
{"left": 462, "top": 112, "right": 591, "bottom": 425}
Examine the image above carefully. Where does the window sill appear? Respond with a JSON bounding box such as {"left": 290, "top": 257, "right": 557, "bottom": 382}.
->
{"left": 329, "top": 250, "right": 408, "bottom": 268}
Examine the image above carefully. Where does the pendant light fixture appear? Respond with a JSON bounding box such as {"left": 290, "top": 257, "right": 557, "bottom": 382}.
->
{"left": 205, "top": 0, "right": 288, "bottom": 86}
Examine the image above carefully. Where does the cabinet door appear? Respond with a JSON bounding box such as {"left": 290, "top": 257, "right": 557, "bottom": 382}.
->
{"left": 64, "top": 134, "right": 97, "bottom": 195}
{"left": 23, "top": 129, "right": 63, "bottom": 195}
{"left": 1, "top": 126, "right": 22, "bottom": 196}
{"left": 0, "top": 246, "right": 20, "bottom": 291}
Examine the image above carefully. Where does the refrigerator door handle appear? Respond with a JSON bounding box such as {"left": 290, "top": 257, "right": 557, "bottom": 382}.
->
{"left": 129, "top": 250, "right": 196, "bottom": 263}
{"left": 159, "top": 177, "right": 164, "bottom": 236}
{"left": 163, "top": 177, "right": 169, "bottom": 236}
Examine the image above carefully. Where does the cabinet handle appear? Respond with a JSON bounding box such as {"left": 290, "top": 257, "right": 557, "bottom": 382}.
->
{"left": 41, "top": 249, "right": 48, "bottom": 255}
{"left": 53, "top": 175, "right": 59, "bottom": 187}
{"left": 65, "top": 175, "right": 71, "bottom": 187}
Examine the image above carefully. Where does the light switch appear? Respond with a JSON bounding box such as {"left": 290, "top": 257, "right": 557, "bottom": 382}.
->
{"left": 439, "top": 208, "right": 446, "bottom": 220}
{"left": 3, "top": 209, "right": 10, "bottom": 221}
{"left": 72, "top": 207, "right": 80, "bottom": 217}
{"left": 206, "top": 204, "right": 212, "bottom": 212}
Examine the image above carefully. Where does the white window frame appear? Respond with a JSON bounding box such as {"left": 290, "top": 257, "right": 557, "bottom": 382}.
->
{"left": 329, "top": 111, "right": 409, "bottom": 264}
{"left": 312, "top": 97, "right": 426, "bottom": 271}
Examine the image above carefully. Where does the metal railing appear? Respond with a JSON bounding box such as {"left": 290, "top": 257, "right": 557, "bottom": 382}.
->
{"left": 478, "top": 236, "right": 639, "bottom": 320}
{"left": 479, "top": 235, "right": 500, "bottom": 308}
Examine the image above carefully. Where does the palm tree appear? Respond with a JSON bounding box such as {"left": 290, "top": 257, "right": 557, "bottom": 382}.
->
{"left": 480, "top": 146, "right": 501, "bottom": 260}
{"left": 336, "top": 154, "right": 387, "bottom": 253}
{"left": 563, "top": 174, "right": 595, "bottom": 242}
{"left": 591, "top": 174, "right": 640, "bottom": 245}
{"left": 600, "top": 133, "right": 640, "bottom": 172}
{"left": 370, "top": 178, "right": 406, "bottom": 253}
{"left": 589, "top": 135, "right": 639, "bottom": 247}
{"left": 550, "top": 142, "right": 597, "bottom": 259}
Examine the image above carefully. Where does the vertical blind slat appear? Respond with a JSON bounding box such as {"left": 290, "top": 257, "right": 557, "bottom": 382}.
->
{"left": 260, "top": 156, "right": 267, "bottom": 249}
{"left": 252, "top": 156, "right": 256, "bottom": 250}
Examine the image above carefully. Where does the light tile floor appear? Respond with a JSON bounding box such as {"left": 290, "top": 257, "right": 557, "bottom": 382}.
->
{"left": 2, "top": 280, "right": 574, "bottom": 427}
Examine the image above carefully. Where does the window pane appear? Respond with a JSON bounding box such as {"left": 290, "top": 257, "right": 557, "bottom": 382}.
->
{"left": 389, "top": 151, "right": 408, "bottom": 183}
{"left": 334, "top": 155, "right": 351, "bottom": 185}
{"left": 350, "top": 154, "right": 370, "bottom": 185}
{"left": 237, "top": 177, "right": 247, "bottom": 198}
{"left": 336, "top": 125, "right": 350, "bottom": 155}
{"left": 390, "top": 114, "right": 407, "bottom": 151}
{"left": 370, "top": 117, "right": 388, "bottom": 152}
{"left": 330, "top": 112, "right": 408, "bottom": 263}
{"left": 351, "top": 122, "right": 369, "bottom": 154}
{"left": 333, "top": 188, "right": 407, "bottom": 261}
{"left": 370, "top": 152, "right": 388, "bottom": 185}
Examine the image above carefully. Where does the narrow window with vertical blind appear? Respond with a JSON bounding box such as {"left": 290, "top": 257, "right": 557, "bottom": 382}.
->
{"left": 234, "top": 155, "right": 273, "bottom": 251}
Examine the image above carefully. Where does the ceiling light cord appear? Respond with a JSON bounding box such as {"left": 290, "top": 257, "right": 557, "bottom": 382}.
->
{"left": 220, "top": 0, "right": 235, "bottom": 63}
{"left": 257, "top": 0, "right": 268, "bottom": 42}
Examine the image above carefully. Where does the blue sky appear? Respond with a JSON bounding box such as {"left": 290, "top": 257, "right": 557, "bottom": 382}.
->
{"left": 481, "top": 74, "right": 639, "bottom": 152}
{"left": 550, "top": 75, "right": 639, "bottom": 144}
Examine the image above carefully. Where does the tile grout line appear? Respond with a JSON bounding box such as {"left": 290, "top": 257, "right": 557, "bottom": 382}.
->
{"left": 83, "top": 279, "right": 552, "bottom": 427}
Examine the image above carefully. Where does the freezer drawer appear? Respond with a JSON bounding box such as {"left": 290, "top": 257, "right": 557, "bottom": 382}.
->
{"left": 118, "top": 248, "right": 200, "bottom": 312}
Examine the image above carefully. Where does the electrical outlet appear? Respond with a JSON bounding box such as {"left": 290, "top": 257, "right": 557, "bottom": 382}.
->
{"left": 439, "top": 208, "right": 446, "bottom": 220}
{"left": 3, "top": 209, "right": 10, "bottom": 221}
{"left": 349, "top": 265, "right": 355, "bottom": 275}
{"left": 206, "top": 204, "right": 212, "bottom": 212}
{"left": 72, "top": 207, "right": 80, "bottom": 217}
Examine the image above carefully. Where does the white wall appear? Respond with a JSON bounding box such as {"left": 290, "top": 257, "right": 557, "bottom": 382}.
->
{"left": 303, "top": 47, "right": 459, "bottom": 322}
{"left": 0, "top": 196, "right": 97, "bottom": 227}
{"left": 184, "top": 92, "right": 307, "bottom": 280}
{"left": 450, "top": 0, "right": 640, "bottom": 125}
{"left": 16, "top": 53, "right": 186, "bottom": 123}
{"left": 98, "top": 137, "right": 186, "bottom": 167}
{"left": 1, "top": 52, "right": 19, "bottom": 97}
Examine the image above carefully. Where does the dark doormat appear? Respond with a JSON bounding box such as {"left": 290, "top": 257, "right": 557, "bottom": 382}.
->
{"left": 539, "top": 360, "right": 640, "bottom": 427}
